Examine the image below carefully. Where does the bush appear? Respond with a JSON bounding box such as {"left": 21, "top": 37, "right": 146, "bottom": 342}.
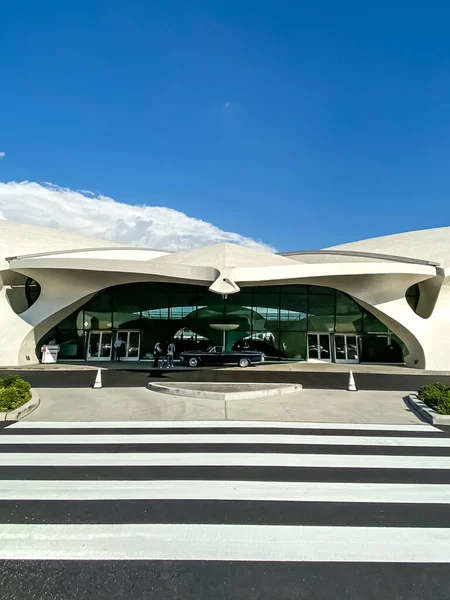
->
{"left": 0, "top": 375, "right": 24, "bottom": 388}
{"left": 417, "top": 382, "right": 450, "bottom": 415}
{"left": 0, "top": 375, "right": 32, "bottom": 412}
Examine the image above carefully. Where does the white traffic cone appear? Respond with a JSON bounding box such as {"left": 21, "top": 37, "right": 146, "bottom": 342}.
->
{"left": 93, "top": 368, "right": 102, "bottom": 389}
{"left": 348, "top": 370, "right": 357, "bottom": 392}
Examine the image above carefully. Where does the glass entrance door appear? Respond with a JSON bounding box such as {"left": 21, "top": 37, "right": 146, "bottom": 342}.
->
{"left": 116, "top": 331, "right": 140, "bottom": 361}
{"left": 87, "top": 331, "right": 112, "bottom": 360}
{"left": 307, "top": 333, "right": 331, "bottom": 362}
{"left": 335, "top": 334, "right": 359, "bottom": 363}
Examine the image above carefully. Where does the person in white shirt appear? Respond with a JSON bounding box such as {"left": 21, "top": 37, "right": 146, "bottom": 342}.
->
{"left": 113, "top": 337, "right": 124, "bottom": 361}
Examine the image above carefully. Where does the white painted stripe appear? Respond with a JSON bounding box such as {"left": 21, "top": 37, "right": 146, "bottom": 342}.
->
{"left": 1, "top": 452, "right": 449, "bottom": 469}
{"left": 1, "top": 480, "right": 449, "bottom": 503}
{"left": 0, "top": 524, "right": 449, "bottom": 562}
{"left": 0, "top": 433, "right": 448, "bottom": 447}
{"left": 9, "top": 420, "right": 439, "bottom": 432}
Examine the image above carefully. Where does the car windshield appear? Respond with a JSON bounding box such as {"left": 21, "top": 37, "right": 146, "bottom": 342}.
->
{"left": 207, "top": 346, "right": 223, "bottom": 353}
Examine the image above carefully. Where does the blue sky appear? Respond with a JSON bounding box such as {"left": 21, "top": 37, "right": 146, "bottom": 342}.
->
{"left": 1, "top": 1, "right": 450, "bottom": 251}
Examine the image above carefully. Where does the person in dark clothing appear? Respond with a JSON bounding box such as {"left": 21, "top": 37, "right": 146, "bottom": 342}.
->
{"left": 153, "top": 341, "right": 162, "bottom": 368}
{"left": 166, "top": 340, "right": 176, "bottom": 368}
{"left": 160, "top": 341, "right": 169, "bottom": 368}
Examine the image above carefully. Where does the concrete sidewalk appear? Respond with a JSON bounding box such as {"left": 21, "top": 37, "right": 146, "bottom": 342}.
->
{"left": 25, "top": 387, "right": 425, "bottom": 424}
{"left": 3, "top": 360, "right": 450, "bottom": 375}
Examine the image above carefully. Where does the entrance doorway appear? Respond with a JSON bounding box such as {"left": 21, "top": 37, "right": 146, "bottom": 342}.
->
{"left": 307, "top": 333, "right": 331, "bottom": 362}
{"left": 87, "top": 331, "right": 112, "bottom": 360}
{"left": 115, "top": 330, "right": 140, "bottom": 361}
{"left": 334, "top": 334, "right": 359, "bottom": 363}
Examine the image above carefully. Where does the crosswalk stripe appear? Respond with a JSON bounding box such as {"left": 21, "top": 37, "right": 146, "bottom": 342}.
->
{"left": 1, "top": 452, "right": 449, "bottom": 469}
{"left": 0, "top": 433, "right": 448, "bottom": 447}
{"left": 0, "top": 480, "right": 449, "bottom": 503}
{"left": 0, "top": 523, "right": 449, "bottom": 562}
{"left": 8, "top": 420, "right": 440, "bottom": 432}
{"left": 1, "top": 418, "right": 449, "bottom": 574}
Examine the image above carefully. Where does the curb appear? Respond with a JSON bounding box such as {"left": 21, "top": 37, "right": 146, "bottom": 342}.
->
{"left": 0, "top": 389, "right": 40, "bottom": 422}
{"left": 148, "top": 382, "right": 302, "bottom": 401}
{"left": 407, "top": 394, "right": 450, "bottom": 425}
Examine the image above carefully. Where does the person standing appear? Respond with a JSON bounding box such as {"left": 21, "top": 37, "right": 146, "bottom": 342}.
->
{"left": 160, "top": 341, "right": 169, "bottom": 369}
{"left": 167, "top": 340, "right": 176, "bottom": 368}
{"left": 113, "top": 337, "right": 124, "bottom": 361}
{"left": 153, "top": 341, "right": 162, "bottom": 368}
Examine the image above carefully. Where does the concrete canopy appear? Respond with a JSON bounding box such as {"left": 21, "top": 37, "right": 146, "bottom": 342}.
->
{"left": 0, "top": 221, "right": 449, "bottom": 369}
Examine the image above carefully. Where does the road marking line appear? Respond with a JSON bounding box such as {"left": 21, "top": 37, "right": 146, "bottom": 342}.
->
{"left": 0, "top": 524, "right": 449, "bottom": 562}
{"left": 1, "top": 452, "right": 449, "bottom": 469}
{"left": 8, "top": 421, "right": 439, "bottom": 432}
{"left": 0, "top": 480, "right": 449, "bottom": 503}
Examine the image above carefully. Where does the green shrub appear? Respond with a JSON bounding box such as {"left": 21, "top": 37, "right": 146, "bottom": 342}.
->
{"left": 417, "top": 382, "right": 450, "bottom": 415}
{"left": 0, "top": 387, "right": 27, "bottom": 411}
{"left": 0, "top": 375, "right": 24, "bottom": 388}
{"left": 0, "top": 375, "right": 32, "bottom": 412}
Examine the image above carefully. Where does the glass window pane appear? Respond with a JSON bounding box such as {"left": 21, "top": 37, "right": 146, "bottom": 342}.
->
{"left": 335, "top": 314, "right": 363, "bottom": 333}
{"left": 307, "top": 294, "right": 335, "bottom": 332}
{"left": 84, "top": 291, "right": 112, "bottom": 330}
{"left": 361, "top": 334, "right": 402, "bottom": 362}
{"left": 280, "top": 285, "right": 308, "bottom": 294}
{"left": 242, "top": 331, "right": 281, "bottom": 359}
{"left": 88, "top": 332, "right": 100, "bottom": 358}
{"left": 41, "top": 329, "right": 86, "bottom": 359}
{"left": 230, "top": 292, "right": 253, "bottom": 308}
{"left": 100, "top": 332, "right": 112, "bottom": 358}
{"left": 335, "top": 334, "right": 346, "bottom": 360}
{"left": 307, "top": 334, "right": 319, "bottom": 359}
{"left": 346, "top": 335, "right": 358, "bottom": 360}
{"left": 308, "top": 285, "right": 335, "bottom": 294}
{"left": 253, "top": 306, "right": 279, "bottom": 321}
{"left": 279, "top": 332, "right": 307, "bottom": 360}
{"left": 128, "top": 332, "right": 140, "bottom": 358}
{"left": 335, "top": 293, "right": 362, "bottom": 333}
{"left": 319, "top": 334, "right": 331, "bottom": 360}
{"left": 253, "top": 286, "right": 280, "bottom": 294}
{"left": 363, "top": 311, "right": 389, "bottom": 333}
{"left": 168, "top": 290, "right": 198, "bottom": 320}
{"left": 279, "top": 294, "right": 307, "bottom": 331}
{"left": 55, "top": 309, "right": 83, "bottom": 331}
{"left": 335, "top": 292, "right": 361, "bottom": 315}
{"left": 113, "top": 286, "right": 141, "bottom": 328}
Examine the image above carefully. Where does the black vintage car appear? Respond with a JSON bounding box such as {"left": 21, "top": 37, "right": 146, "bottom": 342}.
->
{"left": 180, "top": 346, "right": 264, "bottom": 368}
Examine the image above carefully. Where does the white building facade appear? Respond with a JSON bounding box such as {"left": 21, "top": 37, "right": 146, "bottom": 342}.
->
{"left": 1, "top": 220, "right": 449, "bottom": 370}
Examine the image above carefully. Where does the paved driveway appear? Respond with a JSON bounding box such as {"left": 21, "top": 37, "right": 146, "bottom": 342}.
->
{"left": 26, "top": 387, "right": 426, "bottom": 424}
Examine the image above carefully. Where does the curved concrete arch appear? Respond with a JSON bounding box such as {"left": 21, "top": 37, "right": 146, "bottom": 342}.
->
{"left": 1, "top": 220, "right": 450, "bottom": 369}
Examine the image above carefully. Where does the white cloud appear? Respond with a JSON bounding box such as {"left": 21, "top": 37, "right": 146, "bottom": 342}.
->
{"left": 0, "top": 181, "right": 273, "bottom": 252}
{"left": 0, "top": 152, "right": 5, "bottom": 159}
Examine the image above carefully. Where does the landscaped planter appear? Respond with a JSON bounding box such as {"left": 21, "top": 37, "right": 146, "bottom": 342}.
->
{"left": 0, "top": 389, "right": 40, "bottom": 421}
{"left": 408, "top": 394, "right": 450, "bottom": 425}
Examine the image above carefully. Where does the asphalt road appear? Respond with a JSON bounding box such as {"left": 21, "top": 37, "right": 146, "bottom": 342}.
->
{"left": 2, "top": 561, "right": 449, "bottom": 600}
{"left": 0, "top": 419, "right": 449, "bottom": 599}
{"left": 1, "top": 367, "right": 450, "bottom": 390}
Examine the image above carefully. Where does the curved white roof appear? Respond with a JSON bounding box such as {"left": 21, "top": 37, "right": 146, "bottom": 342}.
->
{"left": 0, "top": 220, "right": 118, "bottom": 260}
{"left": 327, "top": 226, "right": 450, "bottom": 267}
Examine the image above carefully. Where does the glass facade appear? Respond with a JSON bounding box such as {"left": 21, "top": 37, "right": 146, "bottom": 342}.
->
{"left": 37, "top": 282, "right": 406, "bottom": 362}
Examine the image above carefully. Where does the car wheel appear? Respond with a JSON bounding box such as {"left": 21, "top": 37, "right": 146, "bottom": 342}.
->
{"left": 188, "top": 357, "right": 199, "bottom": 367}
{"left": 238, "top": 358, "right": 250, "bottom": 368}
